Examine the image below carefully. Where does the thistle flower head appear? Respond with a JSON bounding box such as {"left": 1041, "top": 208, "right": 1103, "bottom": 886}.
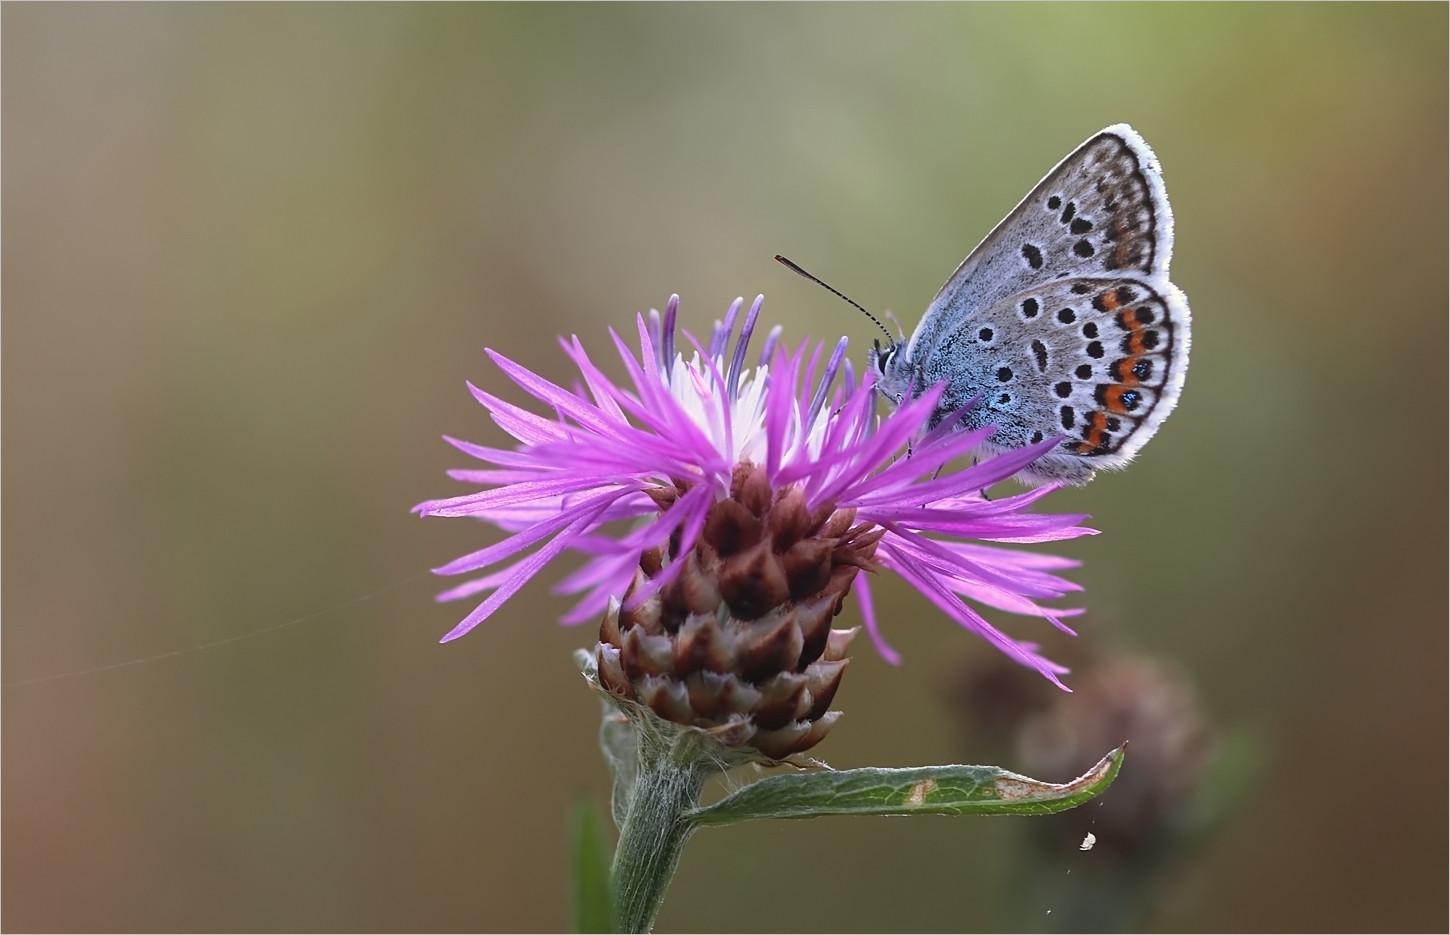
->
{"left": 415, "top": 294, "right": 1096, "bottom": 756}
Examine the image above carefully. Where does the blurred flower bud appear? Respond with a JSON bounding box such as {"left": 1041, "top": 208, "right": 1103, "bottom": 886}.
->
{"left": 1016, "top": 655, "right": 1214, "bottom": 855}
{"left": 944, "top": 646, "right": 1214, "bottom": 857}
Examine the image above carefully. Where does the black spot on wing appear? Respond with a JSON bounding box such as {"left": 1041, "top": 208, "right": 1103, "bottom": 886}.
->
{"left": 1031, "top": 339, "right": 1048, "bottom": 372}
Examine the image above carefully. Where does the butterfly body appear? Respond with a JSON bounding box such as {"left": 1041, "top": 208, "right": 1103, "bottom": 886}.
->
{"left": 872, "top": 124, "right": 1190, "bottom": 486}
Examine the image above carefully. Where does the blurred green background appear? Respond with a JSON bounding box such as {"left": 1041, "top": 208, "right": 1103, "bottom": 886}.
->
{"left": 4, "top": 4, "right": 1445, "bottom": 931}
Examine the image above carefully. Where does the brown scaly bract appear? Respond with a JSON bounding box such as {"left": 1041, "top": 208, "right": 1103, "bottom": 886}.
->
{"left": 595, "top": 462, "right": 884, "bottom": 760}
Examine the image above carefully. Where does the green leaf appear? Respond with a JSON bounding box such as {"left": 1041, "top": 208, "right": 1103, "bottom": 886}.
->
{"left": 599, "top": 700, "right": 638, "bottom": 830}
{"left": 577, "top": 649, "right": 639, "bottom": 829}
{"left": 689, "top": 744, "right": 1126, "bottom": 827}
{"left": 570, "top": 799, "right": 616, "bottom": 934}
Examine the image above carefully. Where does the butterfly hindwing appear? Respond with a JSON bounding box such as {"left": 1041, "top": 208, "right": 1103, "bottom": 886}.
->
{"left": 919, "top": 275, "right": 1190, "bottom": 485}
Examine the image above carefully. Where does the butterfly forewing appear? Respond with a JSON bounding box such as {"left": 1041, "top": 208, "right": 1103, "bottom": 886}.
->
{"left": 910, "top": 126, "right": 1174, "bottom": 366}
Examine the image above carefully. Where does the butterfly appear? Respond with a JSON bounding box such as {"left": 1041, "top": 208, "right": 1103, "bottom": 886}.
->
{"left": 870, "top": 124, "right": 1191, "bottom": 486}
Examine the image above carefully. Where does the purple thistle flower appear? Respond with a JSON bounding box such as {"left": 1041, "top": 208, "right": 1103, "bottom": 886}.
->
{"left": 414, "top": 295, "right": 1096, "bottom": 688}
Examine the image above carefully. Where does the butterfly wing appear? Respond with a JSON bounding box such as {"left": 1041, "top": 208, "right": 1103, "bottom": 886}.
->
{"left": 891, "top": 124, "right": 1189, "bottom": 485}
{"left": 920, "top": 275, "right": 1190, "bottom": 485}
{"left": 907, "top": 125, "right": 1176, "bottom": 366}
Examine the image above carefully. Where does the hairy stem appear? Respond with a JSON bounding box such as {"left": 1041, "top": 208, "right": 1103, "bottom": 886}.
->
{"left": 608, "top": 720, "right": 716, "bottom": 933}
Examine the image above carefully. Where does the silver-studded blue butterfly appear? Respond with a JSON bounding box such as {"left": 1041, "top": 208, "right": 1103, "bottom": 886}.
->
{"left": 870, "top": 124, "right": 1191, "bottom": 486}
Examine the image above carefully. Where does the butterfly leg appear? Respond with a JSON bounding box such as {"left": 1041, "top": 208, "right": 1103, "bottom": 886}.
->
{"left": 970, "top": 455, "right": 993, "bottom": 501}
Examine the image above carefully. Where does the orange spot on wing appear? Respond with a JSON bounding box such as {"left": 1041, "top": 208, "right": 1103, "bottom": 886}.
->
{"left": 1098, "top": 290, "right": 1121, "bottom": 311}
{"left": 1102, "top": 385, "right": 1133, "bottom": 414}
{"left": 1083, "top": 411, "right": 1110, "bottom": 449}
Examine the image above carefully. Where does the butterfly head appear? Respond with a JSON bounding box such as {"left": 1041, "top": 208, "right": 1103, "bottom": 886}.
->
{"left": 869, "top": 338, "right": 910, "bottom": 403}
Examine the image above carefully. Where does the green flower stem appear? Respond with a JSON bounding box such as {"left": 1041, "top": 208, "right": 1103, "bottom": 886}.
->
{"left": 607, "top": 718, "right": 716, "bottom": 934}
{"left": 575, "top": 651, "right": 1126, "bottom": 934}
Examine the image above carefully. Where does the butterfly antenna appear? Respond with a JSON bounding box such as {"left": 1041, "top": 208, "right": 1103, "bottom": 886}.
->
{"left": 775, "top": 255, "right": 895, "bottom": 347}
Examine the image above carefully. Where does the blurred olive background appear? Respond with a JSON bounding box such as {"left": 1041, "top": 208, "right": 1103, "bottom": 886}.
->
{"left": 4, "top": 4, "right": 1445, "bottom": 932}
